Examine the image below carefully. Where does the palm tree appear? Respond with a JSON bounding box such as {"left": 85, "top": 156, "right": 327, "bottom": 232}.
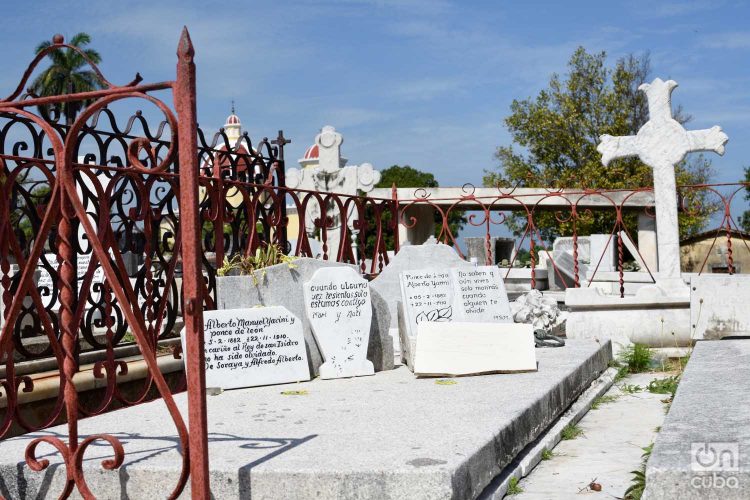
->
{"left": 30, "top": 32, "right": 103, "bottom": 123}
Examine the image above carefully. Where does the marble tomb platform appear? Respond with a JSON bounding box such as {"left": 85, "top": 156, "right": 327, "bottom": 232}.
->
{"left": 0, "top": 339, "right": 611, "bottom": 500}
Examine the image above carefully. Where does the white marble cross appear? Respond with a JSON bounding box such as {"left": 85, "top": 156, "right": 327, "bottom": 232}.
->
{"left": 597, "top": 78, "right": 728, "bottom": 289}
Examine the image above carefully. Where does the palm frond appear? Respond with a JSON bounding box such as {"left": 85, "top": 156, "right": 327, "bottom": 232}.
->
{"left": 82, "top": 48, "right": 102, "bottom": 65}
{"left": 69, "top": 32, "right": 92, "bottom": 47}
{"left": 35, "top": 40, "right": 52, "bottom": 54}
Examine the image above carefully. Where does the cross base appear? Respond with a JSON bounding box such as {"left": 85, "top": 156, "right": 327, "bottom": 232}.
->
{"left": 635, "top": 277, "right": 689, "bottom": 300}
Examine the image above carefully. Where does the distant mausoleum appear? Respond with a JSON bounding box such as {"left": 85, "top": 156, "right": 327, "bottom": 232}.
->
{"left": 680, "top": 228, "right": 750, "bottom": 273}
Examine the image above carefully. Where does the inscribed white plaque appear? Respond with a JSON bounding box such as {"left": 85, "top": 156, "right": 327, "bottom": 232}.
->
{"left": 304, "top": 267, "right": 374, "bottom": 379}
{"left": 183, "top": 306, "right": 310, "bottom": 390}
{"left": 451, "top": 266, "right": 512, "bottom": 322}
{"left": 399, "top": 268, "right": 454, "bottom": 339}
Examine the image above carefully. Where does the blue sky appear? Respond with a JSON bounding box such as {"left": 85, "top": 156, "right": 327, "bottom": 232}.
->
{"left": 3, "top": 0, "right": 750, "bottom": 194}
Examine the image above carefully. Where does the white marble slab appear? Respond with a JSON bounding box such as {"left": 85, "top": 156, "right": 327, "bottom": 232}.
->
{"left": 413, "top": 322, "right": 537, "bottom": 377}
{"left": 303, "top": 267, "right": 374, "bottom": 379}
{"left": 183, "top": 306, "right": 310, "bottom": 390}
{"left": 451, "top": 266, "right": 512, "bottom": 322}
{"left": 690, "top": 274, "right": 750, "bottom": 340}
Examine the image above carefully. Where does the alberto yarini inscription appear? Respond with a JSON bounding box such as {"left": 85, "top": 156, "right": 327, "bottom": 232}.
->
{"left": 197, "top": 306, "right": 310, "bottom": 389}
{"left": 304, "top": 267, "right": 374, "bottom": 379}
{"left": 401, "top": 269, "right": 454, "bottom": 335}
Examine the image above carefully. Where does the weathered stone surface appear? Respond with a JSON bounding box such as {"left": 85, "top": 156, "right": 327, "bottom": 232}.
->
{"left": 217, "top": 258, "right": 393, "bottom": 376}
{"left": 399, "top": 268, "right": 455, "bottom": 339}
{"left": 643, "top": 340, "right": 750, "bottom": 499}
{"left": 565, "top": 287, "right": 690, "bottom": 351}
{"left": 303, "top": 267, "right": 374, "bottom": 379}
{"left": 370, "top": 243, "right": 470, "bottom": 330}
{"left": 0, "top": 339, "right": 612, "bottom": 500}
{"left": 690, "top": 274, "right": 750, "bottom": 340}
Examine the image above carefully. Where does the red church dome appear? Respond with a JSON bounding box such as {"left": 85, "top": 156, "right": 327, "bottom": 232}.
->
{"left": 303, "top": 144, "right": 319, "bottom": 159}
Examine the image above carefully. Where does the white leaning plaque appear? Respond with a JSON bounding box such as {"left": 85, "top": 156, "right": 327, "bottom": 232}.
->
{"left": 183, "top": 306, "right": 310, "bottom": 390}
{"left": 451, "top": 266, "right": 512, "bottom": 322}
{"left": 399, "top": 268, "right": 455, "bottom": 338}
{"left": 303, "top": 267, "right": 374, "bottom": 379}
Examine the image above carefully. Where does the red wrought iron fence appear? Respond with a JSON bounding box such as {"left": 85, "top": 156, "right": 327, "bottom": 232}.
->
{"left": 0, "top": 29, "right": 209, "bottom": 498}
{"left": 393, "top": 182, "right": 750, "bottom": 296}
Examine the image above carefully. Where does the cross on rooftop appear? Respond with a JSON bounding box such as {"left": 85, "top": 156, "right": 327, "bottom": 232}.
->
{"left": 597, "top": 78, "right": 728, "bottom": 289}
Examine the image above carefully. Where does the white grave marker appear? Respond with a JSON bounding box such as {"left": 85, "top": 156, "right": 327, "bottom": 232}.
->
{"left": 451, "top": 266, "right": 512, "bottom": 322}
{"left": 184, "top": 306, "right": 310, "bottom": 390}
{"left": 399, "top": 268, "right": 455, "bottom": 337}
{"left": 413, "top": 322, "right": 536, "bottom": 377}
{"left": 398, "top": 268, "right": 454, "bottom": 366}
{"left": 303, "top": 267, "right": 374, "bottom": 379}
{"left": 37, "top": 253, "right": 105, "bottom": 310}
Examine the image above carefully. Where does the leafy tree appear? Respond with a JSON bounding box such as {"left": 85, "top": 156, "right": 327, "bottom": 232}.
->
{"left": 740, "top": 167, "right": 750, "bottom": 232}
{"left": 362, "top": 165, "right": 466, "bottom": 255}
{"left": 31, "top": 32, "right": 103, "bottom": 122}
{"left": 483, "top": 47, "right": 714, "bottom": 242}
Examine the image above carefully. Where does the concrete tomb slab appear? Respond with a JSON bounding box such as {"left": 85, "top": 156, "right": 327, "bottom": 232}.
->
{"left": 690, "top": 274, "right": 750, "bottom": 340}
{"left": 0, "top": 339, "right": 612, "bottom": 500}
{"left": 181, "top": 306, "right": 310, "bottom": 390}
{"left": 217, "top": 257, "right": 393, "bottom": 376}
{"left": 643, "top": 339, "right": 750, "bottom": 499}
{"left": 303, "top": 267, "right": 375, "bottom": 379}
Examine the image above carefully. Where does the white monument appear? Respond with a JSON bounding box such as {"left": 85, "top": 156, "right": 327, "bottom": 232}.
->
{"left": 285, "top": 126, "right": 381, "bottom": 259}
{"left": 566, "top": 78, "right": 729, "bottom": 351}
{"left": 597, "top": 77, "right": 728, "bottom": 296}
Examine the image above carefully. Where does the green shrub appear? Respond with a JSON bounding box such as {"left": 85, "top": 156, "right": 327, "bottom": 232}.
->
{"left": 647, "top": 376, "right": 679, "bottom": 397}
{"left": 561, "top": 423, "right": 583, "bottom": 440}
{"left": 217, "top": 244, "right": 297, "bottom": 284}
{"left": 624, "top": 444, "right": 653, "bottom": 499}
{"left": 619, "top": 343, "right": 652, "bottom": 373}
{"left": 507, "top": 477, "right": 523, "bottom": 495}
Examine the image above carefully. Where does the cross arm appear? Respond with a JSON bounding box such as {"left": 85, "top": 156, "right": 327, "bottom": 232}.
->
{"left": 687, "top": 126, "right": 729, "bottom": 156}
{"left": 597, "top": 134, "right": 639, "bottom": 166}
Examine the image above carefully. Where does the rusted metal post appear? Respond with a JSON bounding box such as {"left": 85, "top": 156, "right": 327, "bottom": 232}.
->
{"left": 174, "top": 27, "right": 210, "bottom": 499}
{"left": 391, "top": 182, "right": 400, "bottom": 253}
{"left": 272, "top": 130, "right": 290, "bottom": 252}
{"left": 58, "top": 162, "right": 80, "bottom": 498}
{"left": 212, "top": 158, "right": 225, "bottom": 270}
{"left": 572, "top": 209, "right": 580, "bottom": 288}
